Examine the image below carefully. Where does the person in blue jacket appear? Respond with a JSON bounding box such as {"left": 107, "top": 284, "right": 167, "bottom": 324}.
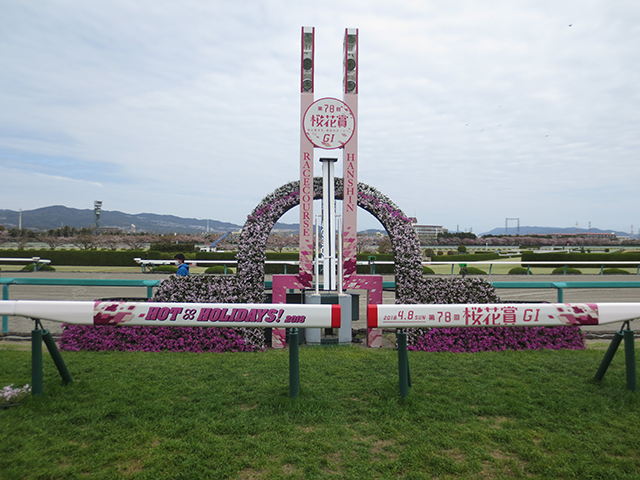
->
{"left": 174, "top": 253, "right": 190, "bottom": 276}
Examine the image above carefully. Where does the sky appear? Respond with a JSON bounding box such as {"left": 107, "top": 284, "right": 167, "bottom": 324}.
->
{"left": 1, "top": 1, "right": 639, "bottom": 235}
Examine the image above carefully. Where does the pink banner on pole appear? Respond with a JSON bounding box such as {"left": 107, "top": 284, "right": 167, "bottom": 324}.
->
{"left": 299, "top": 95, "right": 315, "bottom": 288}
{"left": 342, "top": 29, "right": 358, "bottom": 284}
{"left": 299, "top": 27, "right": 315, "bottom": 288}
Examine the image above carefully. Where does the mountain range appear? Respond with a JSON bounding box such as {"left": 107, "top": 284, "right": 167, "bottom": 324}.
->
{"left": 0, "top": 206, "right": 631, "bottom": 237}
{"left": 0, "top": 206, "right": 284, "bottom": 234}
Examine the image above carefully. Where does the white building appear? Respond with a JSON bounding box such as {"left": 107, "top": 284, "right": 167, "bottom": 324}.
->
{"left": 412, "top": 224, "right": 447, "bottom": 238}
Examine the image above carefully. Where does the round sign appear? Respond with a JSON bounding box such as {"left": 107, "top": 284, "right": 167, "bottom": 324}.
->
{"left": 303, "top": 98, "right": 355, "bottom": 149}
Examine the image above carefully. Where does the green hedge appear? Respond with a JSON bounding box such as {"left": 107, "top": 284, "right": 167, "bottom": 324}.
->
{"left": 433, "top": 253, "right": 500, "bottom": 262}
{"left": 356, "top": 253, "right": 394, "bottom": 274}
{"left": 0, "top": 250, "right": 149, "bottom": 266}
{"left": 522, "top": 252, "right": 640, "bottom": 269}
{"left": 150, "top": 242, "right": 197, "bottom": 253}
{"left": 195, "top": 251, "right": 239, "bottom": 260}
{"left": 0, "top": 249, "right": 508, "bottom": 273}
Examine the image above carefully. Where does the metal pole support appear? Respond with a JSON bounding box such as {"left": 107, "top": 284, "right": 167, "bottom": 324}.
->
{"left": 2, "top": 283, "right": 9, "bottom": 334}
{"left": 31, "top": 327, "right": 43, "bottom": 396}
{"left": 397, "top": 329, "right": 410, "bottom": 398}
{"left": 594, "top": 330, "right": 624, "bottom": 382}
{"left": 624, "top": 329, "right": 636, "bottom": 392}
{"left": 289, "top": 328, "right": 300, "bottom": 398}
{"left": 42, "top": 329, "right": 73, "bottom": 385}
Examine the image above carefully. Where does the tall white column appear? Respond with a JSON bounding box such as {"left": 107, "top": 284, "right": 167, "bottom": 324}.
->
{"left": 320, "top": 158, "right": 338, "bottom": 290}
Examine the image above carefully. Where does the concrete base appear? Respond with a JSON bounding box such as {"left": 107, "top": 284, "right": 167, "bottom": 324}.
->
{"left": 305, "top": 292, "right": 352, "bottom": 345}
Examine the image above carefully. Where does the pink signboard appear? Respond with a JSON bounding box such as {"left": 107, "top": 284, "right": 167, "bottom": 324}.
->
{"left": 303, "top": 97, "right": 355, "bottom": 149}
{"left": 367, "top": 303, "right": 640, "bottom": 328}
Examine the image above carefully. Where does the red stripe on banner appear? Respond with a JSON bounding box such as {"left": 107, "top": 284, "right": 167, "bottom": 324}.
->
{"left": 331, "top": 304, "right": 341, "bottom": 328}
{"left": 367, "top": 304, "right": 379, "bottom": 328}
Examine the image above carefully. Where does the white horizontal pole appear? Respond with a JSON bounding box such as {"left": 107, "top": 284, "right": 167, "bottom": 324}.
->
{"left": 368, "top": 303, "right": 640, "bottom": 328}
{"left": 0, "top": 300, "right": 340, "bottom": 329}
{"left": 0, "top": 257, "right": 51, "bottom": 264}
{"left": 133, "top": 259, "right": 299, "bottom": 266}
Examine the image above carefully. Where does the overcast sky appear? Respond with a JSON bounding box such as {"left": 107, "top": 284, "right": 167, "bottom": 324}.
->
{"left": 1, "top": 1, "right": 638, "bottom": 235}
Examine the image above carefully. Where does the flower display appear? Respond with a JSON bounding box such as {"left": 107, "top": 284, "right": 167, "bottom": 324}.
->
{"left": 61, "top": 177, "right": 583, "bottom": 352}
{"left": 1, "top": 384, "right": 31, "bottom": 406}
{"left": 406, "top": 325, "right": 585, "bottom": 352}
{"left": 59, "top": 324, "right": 263, "bottom": 353}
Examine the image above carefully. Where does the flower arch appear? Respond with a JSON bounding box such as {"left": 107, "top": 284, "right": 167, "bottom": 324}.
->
{"left": 235, "top": 177, "right": 424, "bottom": 301}
{"left": 154, "top": 177, "right": 499, "bottom": 307}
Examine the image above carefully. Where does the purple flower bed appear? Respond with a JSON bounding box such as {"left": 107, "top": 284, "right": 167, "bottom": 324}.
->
{"left": 60, "top": 275, "right": 267, "bottom": 353}
{"left": 59, "top": 324, "right": 263, "bottom": 353}
{"left": 406, "top": 325, "right": 585, "bottom": 352}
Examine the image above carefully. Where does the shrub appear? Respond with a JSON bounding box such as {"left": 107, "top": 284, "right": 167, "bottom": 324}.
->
{"left": 20, "top": 264, "right": 56, "bottom": 272}
{"left": 205, "top": 265, "right": 234, "bottom": 274}
{"left": 422, "top": 266, "right": 435, "bottom": 274}
{"left": 552, "top": 267, "right": 582, "bottom": 274}
{"left": 461, "top": 266, "right": 486, "bottom": 275}
{"left": 603, "top": 268, "right": 630, "bottom": 275}
{"left": 509, "top": 267, "right": 529, "bottom": 275}
{"left": 151, "top": 265, "right": 178, "bottom": 274}
{"left": 457, "top": 245, "right": 467, "bottom": 253}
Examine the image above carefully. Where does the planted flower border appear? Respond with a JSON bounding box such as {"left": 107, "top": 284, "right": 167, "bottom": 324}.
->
{"left": 1, "top": 384, "right": 31, "bottom": 408}
{"left": 61, "top": 178, "right": 584, "bottom": 352}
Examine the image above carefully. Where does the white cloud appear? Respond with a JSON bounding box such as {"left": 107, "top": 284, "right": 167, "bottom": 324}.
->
{"left": 1, "top": 0, "right": 639, "bottom": 234}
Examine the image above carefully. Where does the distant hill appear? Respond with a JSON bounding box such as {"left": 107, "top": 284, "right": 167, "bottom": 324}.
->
{"left": 1, "top": 207, "right": 630, "bottom": 237}
{"left": 479, "top": 226, "right": 629, "bottom": 237}
{"left": 0, "top": 206, "right": 299, "bottom": 234}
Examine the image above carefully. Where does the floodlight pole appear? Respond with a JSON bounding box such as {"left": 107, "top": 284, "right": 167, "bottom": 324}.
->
{"left": 94, "top": 200, "right": 102, "bottom": 234}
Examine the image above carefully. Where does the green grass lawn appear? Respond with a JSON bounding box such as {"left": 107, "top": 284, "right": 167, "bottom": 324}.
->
{"left": 2, "top": 345, "right": 640, "bottom": 479}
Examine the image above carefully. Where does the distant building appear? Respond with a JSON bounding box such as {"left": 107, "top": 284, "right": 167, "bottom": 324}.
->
{"left": 412, "top": 225, "right": 447, "bottom": 239}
